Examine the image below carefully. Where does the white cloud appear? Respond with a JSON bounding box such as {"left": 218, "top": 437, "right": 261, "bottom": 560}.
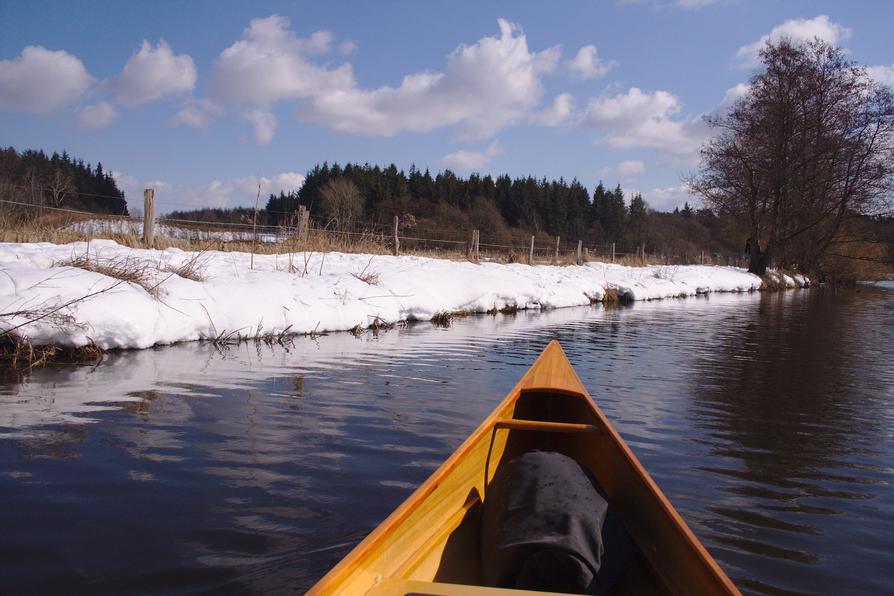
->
{"left": 112, "top": 171, "right": 306, "bottom": 213}
{"left": 617, "top": 160, "right": 646, "bottom": 177}
{"left": 734, "top": 15, "right": 852, "bottom": 68}
{"left": 867, "top": 64, "right": 894, "bottom": 87}
{"left": 170, "top": 99, "right": 223, "bottom": 128}
{"left": 301, "top": 19, "right": 562, "bottom": 140}
{"left": 112, "top": 40, "right": 196, "bottom": 107}
{"left": 337, "top": 40, "right": 358, "bottom": 55}
{"left": 567, "top": 45, "right": 617, "bottom": 80}
{"left": 646, "top": 184, "right": 697, "bottom": 211}
{"left": 77, "top": 101, "right": 118, "bottom": 128}
{"left": 532, "top": 93, "right": 574, "bottom": 126}
{"left": 209, "top": 14, "right": 354, "bottom": 107}
{"left": 438, "top": 141, "right": 503, "bottom": 170}
{"left": 599, "top": 160, "right": 645, "bottom": 181}
{"left": 243, "top": 109, "right": 277, "bottom": 144}
{"left": 581, "top": 87, "right": 708, "bottom": 162}
{"left": 300, "top": 30, "right": 335, "bottom": 54}
{"left": 719, "top": 83, "right": 750, "bottom": 108}
{"left": 0, "top": 45, "right": 92, "bottom": 113}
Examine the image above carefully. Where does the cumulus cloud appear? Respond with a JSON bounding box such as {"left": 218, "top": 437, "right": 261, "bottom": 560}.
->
{"left": 0, "top": 46, "right": 92, "bottom": 113}
{"left": 112, "top": 40, "right": 196, "bottom": 107}
{"left": 301, "top": 19, "right": 562, "bottom": 140}
{"left": 532, "top": 93, "right": 574, "bottom": 126}
{"left": 209, "top": 14, "right": 354, "bottom": 107}
{"left": 112, "top": 170, "right": 306, "bottom": 213}
{"left": 567, "top": 45, "right": 617, "bottom": 80}
{"left": 581, "top": 87, "right": 708, "bottom": 162}
{"left": 735, "top": 15, "right": 852, "bottom": 68}
{"left": 170, "top": 99, "right": 223, "bottom": 128}
{"left": 867, "top": 64, "right": 894, "bottom": 87}
{"left": 243, "top": 109, "right": 277, "bottom": 144}
{"left": 438, "top": 141, "right": 503, "bottom": 170}
{"left": 77, "top": 101, "right": 118, "bottom": 128}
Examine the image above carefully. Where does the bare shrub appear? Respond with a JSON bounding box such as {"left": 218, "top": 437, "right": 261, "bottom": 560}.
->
{"left": 319, "top": 178, "right": 363, "bottom": 229}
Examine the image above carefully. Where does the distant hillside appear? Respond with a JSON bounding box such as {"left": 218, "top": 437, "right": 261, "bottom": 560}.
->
{"left": 0, "top": 147, "right": 128, "bottom": 215}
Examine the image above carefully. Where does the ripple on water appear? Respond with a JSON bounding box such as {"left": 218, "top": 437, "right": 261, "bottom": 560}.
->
{"left": 1, "top": 289, "right": 893, "bottom": 593}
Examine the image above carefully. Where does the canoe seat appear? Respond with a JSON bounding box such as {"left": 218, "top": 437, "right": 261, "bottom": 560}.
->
{"left": 481, "top": 450, "right": 632, "bottom": 594}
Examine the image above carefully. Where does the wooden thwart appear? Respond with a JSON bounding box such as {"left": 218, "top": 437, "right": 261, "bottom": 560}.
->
{"left": 494, "top": 419, "right": 601, "bottom": 435}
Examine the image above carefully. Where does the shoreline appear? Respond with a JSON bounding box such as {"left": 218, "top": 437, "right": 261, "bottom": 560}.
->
{"left": 1, "top": 239, "right": 810, "bottom": 365}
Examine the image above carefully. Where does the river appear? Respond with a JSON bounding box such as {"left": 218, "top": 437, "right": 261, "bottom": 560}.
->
{"left": 1, "top": 285, "right": 893, "bottom": 594}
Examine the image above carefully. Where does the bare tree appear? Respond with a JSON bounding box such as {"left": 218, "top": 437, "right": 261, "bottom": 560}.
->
{"left": 319, "top": 177, "right": 363, "bottom": 229}
{"left": 689, "top": 38, "right": 894, "bottom": 277}
{"left": 45, "top": 167, "right": 72, "bottom": 206}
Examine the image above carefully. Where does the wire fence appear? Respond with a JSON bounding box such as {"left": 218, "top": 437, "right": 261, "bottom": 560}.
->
{"left": 0, "top": 195, "right": 750, "bottom": 267}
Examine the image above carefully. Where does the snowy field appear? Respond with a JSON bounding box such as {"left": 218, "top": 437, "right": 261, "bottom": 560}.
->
{"left": 66, "top": 218, "right": 284, "bottom": 243}
{"left": 0, "top": 240, "right": 808, "bottom": 350}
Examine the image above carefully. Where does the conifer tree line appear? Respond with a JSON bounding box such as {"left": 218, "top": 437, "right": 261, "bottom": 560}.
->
{"left": 166, "top": 161, "right": 778, "bottom": 258}
{"left": 0, "top": 147, "right": 128, "bottom": 215}
{"left": 264, "top": 162, "right": 661, "bottom": 249}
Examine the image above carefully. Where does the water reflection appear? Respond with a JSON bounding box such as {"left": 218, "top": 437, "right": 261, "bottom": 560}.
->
{"left": 1, "top": 289, "right": 892, "bottom": 594}
{"left": 686, "top": 288, "right": 894, "bottom": 594}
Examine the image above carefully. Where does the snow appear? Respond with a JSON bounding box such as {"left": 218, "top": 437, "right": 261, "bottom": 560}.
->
{"left": 65, "top": 218, "right": 284, "bottom": 243}
{"left": 0, "top": 240, "right": 807, "bottom": 350}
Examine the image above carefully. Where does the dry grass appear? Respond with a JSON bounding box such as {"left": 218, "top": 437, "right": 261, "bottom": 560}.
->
{"left": 1, "top": 208, "right": 762, "bottom": 273}
{"left": 600, "top": 287, "right": 633, "bottom": 306}
{"left": 430, "top": 309, "right": 471, "bottom": 327}
{"left": 57, "top": 253, "right": 161, "bottom": 298}
{"left": 350, "top": 256, "right": 380, "bottom": 285}
{"left": 159, "top": 250, "right": 210, "bottom": 281}
{"left": 760, "top": 270, "right": 794, "bottom": 290}
{"left": 0, "top": 334, "right": 104, "bottom": 381}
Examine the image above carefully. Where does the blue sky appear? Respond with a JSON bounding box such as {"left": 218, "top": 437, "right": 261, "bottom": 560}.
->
{"left": 2, "top": 0, "right": 892, "bottom": 214}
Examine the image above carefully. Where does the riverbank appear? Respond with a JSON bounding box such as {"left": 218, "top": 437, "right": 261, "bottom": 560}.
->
{"left": 1, "top": 240, "right": 808, "bottom": 353}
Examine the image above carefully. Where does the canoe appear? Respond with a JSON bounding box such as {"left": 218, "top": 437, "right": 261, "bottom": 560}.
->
{"left": 308, "top": 340, "right": 739, "bottom": 595}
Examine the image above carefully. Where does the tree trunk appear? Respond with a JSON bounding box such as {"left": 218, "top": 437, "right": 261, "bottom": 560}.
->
{"left": 745, "top": 236, "right": 771, "bottom": 275}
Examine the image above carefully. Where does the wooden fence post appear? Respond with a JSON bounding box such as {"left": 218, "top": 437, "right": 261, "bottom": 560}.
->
{"left": 143, "top": 188, "right": 155, "bottom": 247}
{"left": 611, "top": 242, "right": 615, "bottom": 263}
{"left": 393, "top": 215, "right": 400, "bottom": 256}
{"left": 576, "top": 240, "right": 582, "bottom": 265}
{"left": 555, "top": 236, "right": 560, "bottom": 263}
{"left": 296, "top": 205, "right": 309, "bottom": 243}
{"left": 529, "top": 235, "right": 535, "bottom": 265}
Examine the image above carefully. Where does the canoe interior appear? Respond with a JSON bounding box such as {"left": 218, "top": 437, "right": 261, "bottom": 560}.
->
{"left": 386, "top": 389, "right": 669, "bottom": 595}
{"left": 308, "top": 341, "right": 737, "bottom": 596}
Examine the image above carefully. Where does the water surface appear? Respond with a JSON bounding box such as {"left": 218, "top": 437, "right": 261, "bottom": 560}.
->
{"left": 1, "top": 287, "right": 893, "bottom": 594}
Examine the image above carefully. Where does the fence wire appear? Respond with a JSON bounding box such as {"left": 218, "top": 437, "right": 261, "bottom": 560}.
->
{"left": 0, "top": 197, "right": 749, "bottom": 267}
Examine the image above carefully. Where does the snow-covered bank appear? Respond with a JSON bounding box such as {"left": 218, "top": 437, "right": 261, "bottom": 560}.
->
{"left": 0, "top": 240, "right": 807, "bottom": 350}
